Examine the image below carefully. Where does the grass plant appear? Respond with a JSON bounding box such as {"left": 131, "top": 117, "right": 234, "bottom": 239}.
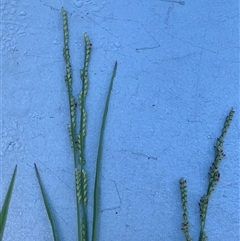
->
{"left": 179, "top": 108, "right": 235, "bottom": 241}
{"left": 34, "top": 8, "right": 117, "bottom": 241}
{"left": 34, "top": 7, "right": 117, "bottom": 241}
{"left": 62, "top": 7, "right": 117, "bottom": 240}
{"left": 0, "top": 165, "right": 17, "bottom": 241}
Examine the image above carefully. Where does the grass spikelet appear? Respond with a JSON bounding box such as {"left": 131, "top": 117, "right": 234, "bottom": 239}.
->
{"left": 81, "top": 169, "right": 88, "bottom": 207}
{"left": 75, "top": 168, "right": 82, "bottom": 202}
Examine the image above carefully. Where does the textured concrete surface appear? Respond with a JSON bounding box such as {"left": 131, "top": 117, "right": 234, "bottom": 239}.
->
{"left": 1, "top": 0, "right": 239, "bottom": 240}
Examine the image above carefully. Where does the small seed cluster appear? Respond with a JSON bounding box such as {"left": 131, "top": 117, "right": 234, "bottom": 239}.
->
{"left": 199, "top": 194, "right": 208, "bottom": 230}
{"left": 179, "top": 178, "right": 192, "bottom": 241}
{"left": 62, "top": 7, "right": 76, "bottom": 148}
{"left": 78, "top": 33, "right": 91, "bottom": 166}
{"left": 62, "top": 8, "right": 72, "bottom": 92}
{"left": 81, "top": 33, "right": 91, "bottom": 98}
{"left": 180, "top": 108, "right": 234, "bottom": 241}
{"left": 207, "top": 108, "right": 235, "bottom": 193}
{"left": 75, "top": 168, "right": 88, "bottom": 206}
{"left": 81, "top": 219, "right": 87, "bottom": 241}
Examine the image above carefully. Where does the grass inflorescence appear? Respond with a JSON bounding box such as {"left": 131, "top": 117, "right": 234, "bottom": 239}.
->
{"left": 179, "top": 177, "right": 192, "bottom": 241}
{"left": 61, "top": 7, "right": 117, "bottom": 241}
{"left": 62, "top": 7, "right": 90, "bottom": 240}
{"left": 179, "top": 108, "right": 235, "bottom": 241}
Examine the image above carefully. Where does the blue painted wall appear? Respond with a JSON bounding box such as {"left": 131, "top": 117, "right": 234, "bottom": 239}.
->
{"left": 1, "top": 0, "right": 239, "bottom": 240}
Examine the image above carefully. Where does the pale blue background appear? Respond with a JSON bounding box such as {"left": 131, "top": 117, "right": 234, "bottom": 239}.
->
{"left": 1, "top": 0, "right": 239, "bottom": 240}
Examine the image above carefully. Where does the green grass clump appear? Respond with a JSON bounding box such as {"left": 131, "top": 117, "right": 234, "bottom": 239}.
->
{"left": 179, "top": 108, "right": 235, "bottom": 241}
{"left": 35, "top": 7, "right": 117, "bottom": 241}
{"left": 63, "top": 7, "right": 117, "bottom": 241}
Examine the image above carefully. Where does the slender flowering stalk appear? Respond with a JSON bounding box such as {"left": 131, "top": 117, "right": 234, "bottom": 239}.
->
{"left": 198, "top": 108, "right": 235, "bottom": 241}
{"left": 179, "top": 108, "right": 235, "bottom": 241}
{"left": 179, "top": 178, "right": 192, "bottom": 241}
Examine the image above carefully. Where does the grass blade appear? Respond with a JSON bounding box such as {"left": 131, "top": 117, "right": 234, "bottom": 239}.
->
{"left": 0, "top": 165, "right": 17, "bottom": 241}
{"left": 92, "top": 61, "right": 117, "bottom": 241}
{"left": 34, "top": 163, "right": 58, "bottom": 241}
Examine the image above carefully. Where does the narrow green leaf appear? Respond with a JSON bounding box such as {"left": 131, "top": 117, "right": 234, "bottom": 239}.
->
{"left": 0, "top": 165, "right": 17, "bottom": 241}
{"left": 92, "top": 61, "right": 117, "bottom": 241}
{"left": 34, "top": 163, "right": 58, "bottom": 241}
